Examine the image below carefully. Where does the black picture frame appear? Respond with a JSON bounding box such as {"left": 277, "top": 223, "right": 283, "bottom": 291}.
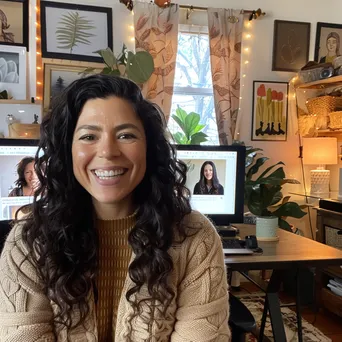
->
{"left": 41, "top": 1, "right": 113, "bottom": 63}
{"left": 251, "top": 81, "right": 289, "bottom": 142}
{"left": 314, "top": 22, "right": 342, "bottom": 63}
{"left": 0, "top": 0, "right": 29, "bottom": 50}
{"left": 272, "top": 20, "right": 310, "bottom": 72}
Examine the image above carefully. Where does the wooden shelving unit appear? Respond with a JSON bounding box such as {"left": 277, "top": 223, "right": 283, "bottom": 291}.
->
{"left": 317, "top": 129, "right": 342, "bottom": 137}
{"left": 0, "top": 100, "right": 42, "bottom": 105}
{"left": 295, "top": 75, "right": 342, "bottom": 89}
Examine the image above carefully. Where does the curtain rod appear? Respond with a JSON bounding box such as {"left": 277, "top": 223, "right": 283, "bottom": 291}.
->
{"left": 179, "top": 5, "right": 264, "bottom": 16}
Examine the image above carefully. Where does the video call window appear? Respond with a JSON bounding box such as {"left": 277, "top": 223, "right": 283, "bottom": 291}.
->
{"left": 0, "top": 145, "right": 38, "bottom": 220}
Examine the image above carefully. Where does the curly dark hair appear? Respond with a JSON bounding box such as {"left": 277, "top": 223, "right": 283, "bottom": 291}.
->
{"left": 14, "top": 156, "right": 35, "bottom": 188}
{"left": 199, "top": 161, "right": 221, "bottom": 192}
{"left": 20, "top": 74, "right": 191, "bottom": 331}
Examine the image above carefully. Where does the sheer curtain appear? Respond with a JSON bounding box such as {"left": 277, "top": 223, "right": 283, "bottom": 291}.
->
{"left": 207, "top": 8, "right": 244, "bottom": 145}
{"left": 134, "top": 2, "right": 179, "bottom": 120}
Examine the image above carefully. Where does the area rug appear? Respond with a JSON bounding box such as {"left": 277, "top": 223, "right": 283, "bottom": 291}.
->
{"left": 237, "top": 295, "right": 331, "bottom": 342}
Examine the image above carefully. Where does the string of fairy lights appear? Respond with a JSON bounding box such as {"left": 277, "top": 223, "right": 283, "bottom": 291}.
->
{"left": 35, "top": 0, "right": 43, "bottom": 102}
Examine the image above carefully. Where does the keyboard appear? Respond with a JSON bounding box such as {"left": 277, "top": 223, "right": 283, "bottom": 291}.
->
{"left": 222, "top": 238, "right": 254, "bottom": 255}
{"left": 222, "top": 239, "right": 244, "bottom": 249}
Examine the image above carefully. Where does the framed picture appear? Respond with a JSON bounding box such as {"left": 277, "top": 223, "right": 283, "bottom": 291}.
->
{"left": 315, "top": 22, "right": 342, "bottom": 64}
{"left": 0, "top": 0, "right": 29, "bottom": 50}
{"left": 0, "top": 45, "right": 26, "bottom": 100}
{"left": 251, "top": 81, "right": 289, "bottom": 142}
{"left": 272, "top": 20, "right": 310, "bottom": 72}
{"left": 41, "top": 1, "right": 113, "bottom": 63}
{"left": 43, "top": 64, "right": 102, "bottom": 112}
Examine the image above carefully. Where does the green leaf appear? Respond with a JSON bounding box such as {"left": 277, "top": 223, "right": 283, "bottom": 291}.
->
{"left": 191, "top": 124, "right": 206, "bottom": 134}
{"left": 270, "top": 191, "right": 283, "bottom": 206}
{"left": 175, "top": 106, "right": 188, "bottom": 123}
{"left": 172, "top": 114, "right": 186, "bottom": 134}
{"left": 108, "top": 69, "right": 121, "bottom": 76}
{"left": 184, "top": 113, "right": 200, "bottom": 138}
{"left": 257, "top": 161, "right": 284, "bottom": 180}
{"left": 95, "top": 48, "right": 116, "bottom": 68}
{"left": 272, "top": 202, "right": 307, "bottom": 219}
{"left": 190, "top": 132, "right": 208, "bottom": 145}
{"left": 278, "top": 218, "right": 292, "bottom": 231}
{"left": 246, "top": 157, "right": 269, "bottom": 180}
{"left": 126, "top": 50, "right": 154, "bottom": 84}
{"left": 81, "top": 67, "right": 96, "bottom": 74}
{"left": 172, "top": 132, "right": 184, "bottom": 144}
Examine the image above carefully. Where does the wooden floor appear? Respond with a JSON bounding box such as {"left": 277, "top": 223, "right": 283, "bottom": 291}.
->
{"left": 231, "top": 281, "right": 342, "bottom": 342}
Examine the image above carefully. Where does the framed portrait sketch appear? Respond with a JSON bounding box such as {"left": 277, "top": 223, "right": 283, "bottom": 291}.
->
{"left": 0, "top": 0, "right": 29, "bottom": 50}
{"left": 272, "top": 20, "right": 310, "bottom": 72}
{"left": 251, "top": 81, "right": 289, "bottom": 142}
{"left": 315, "top": 22, "right": 342, "bottom": 64}
{"left": 0, "top": 45, "right": 26, "bottom": 100}
{"left": 43, "top": 64, "right": 102, "bottom": 113}
{"left": 41, "top": 1, "right": 113, "bottom": 63}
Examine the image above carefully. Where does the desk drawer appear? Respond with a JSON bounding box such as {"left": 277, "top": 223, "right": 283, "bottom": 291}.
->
{"left": 325, "top": 226, "right": 342, "bottom": 249}
{"left": 321, "top": 287, "right": 342, "bottom": 317}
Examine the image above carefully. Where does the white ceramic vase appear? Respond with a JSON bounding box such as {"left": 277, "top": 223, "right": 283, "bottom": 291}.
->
{"left": 256, "top": 216, "right": 278, "bottom": 240}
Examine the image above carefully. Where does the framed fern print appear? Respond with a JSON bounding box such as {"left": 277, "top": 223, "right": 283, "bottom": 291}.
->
{"left": 40, "top": 1, "right": 113, "bottom": 63}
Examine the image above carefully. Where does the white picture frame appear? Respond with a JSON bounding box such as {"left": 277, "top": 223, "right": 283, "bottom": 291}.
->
{"left": 0, "top": 45, "right": 27, "bottom": 100}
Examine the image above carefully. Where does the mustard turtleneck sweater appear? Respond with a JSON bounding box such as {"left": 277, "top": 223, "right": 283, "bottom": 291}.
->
{"left": 96, "top": 213, "right": 135, "bottom": 341}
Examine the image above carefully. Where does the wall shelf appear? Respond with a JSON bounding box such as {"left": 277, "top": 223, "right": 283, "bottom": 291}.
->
{"left": 317, "top": 129, "right": 342, "bottom": 137}
{"left": 0, "top": 100, "right": 35, "bottom": 105}
{"left": 295, "top": 75, "right": 342, "bottom": 90}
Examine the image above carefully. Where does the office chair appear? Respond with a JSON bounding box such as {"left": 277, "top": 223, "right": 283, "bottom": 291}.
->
{"left": 229, "top": 293, "right": 256, "bottom": 342}
{"left": 0, "top": 220, "right": 12, "bottom": 252}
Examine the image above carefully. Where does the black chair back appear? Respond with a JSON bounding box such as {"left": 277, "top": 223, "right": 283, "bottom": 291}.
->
{"left": 0, "top": 220, "right": 13, "bottom": 253}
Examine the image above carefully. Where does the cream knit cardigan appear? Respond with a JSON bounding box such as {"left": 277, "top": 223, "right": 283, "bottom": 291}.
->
{"left": 0, "top": 211, "right": 230, "bottom": 341}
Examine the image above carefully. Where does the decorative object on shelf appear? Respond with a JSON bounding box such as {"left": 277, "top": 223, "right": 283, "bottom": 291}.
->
{"left": 0, "top": 0, "right": 29, "bottom": 50}
{"left": 251, "top": 81, "right": 288, "bottom": 141}
{"left": 40, "top": 1, "right": 113, "bottom": 63}
{"left": 272, "top": 20, "right": 310, "bottom": 72}
{"left": 235, "top": 143, "right": 307, "bottom": 238}
{"left": 171, "top": 106, "right": 208, "bottom": 145}
{"left": 5, "top": 113, "right": 16, "bottom": 125}
{"left": 0, "top": 90, "right": 11, "bottom": 99}
{"left": 89, "top": 45, "right": 154, "bottom": 84}
{"left": 298, "top": 61, "right": 329, "bottom": 83}
{"left": 32, "top": 114, "right": 39, "bottom": 124}
{"left": 315, "top": 22, "right": 342, "bottom": 64}
{"left": 306, "top": 95, "right": 337, "bottom": 129}
{"left": 302, "top": 137, "right": 337, "bottom": 194}
{"left": 43, "top": 63, "right": 103, "bottom": 113}
{"left": 0, "top": 45, "right": 26, "bottom": 100}
{"left": 8, "top": 123, "right": 40, "bottom": 139}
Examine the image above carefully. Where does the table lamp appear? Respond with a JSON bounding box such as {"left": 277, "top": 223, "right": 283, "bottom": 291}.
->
{"left": 302, "top": 137, "right": 337, "bottom": 194}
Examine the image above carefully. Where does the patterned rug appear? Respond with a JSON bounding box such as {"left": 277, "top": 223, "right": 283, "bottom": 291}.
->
{"left": 238, "top": 295, "right": 331, "bottom": 342}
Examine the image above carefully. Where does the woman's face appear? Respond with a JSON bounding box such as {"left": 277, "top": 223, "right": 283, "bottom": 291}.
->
{"left": 327, "top": 37, "right": 337, "bottom": 53}
{"left": 203, "top": 164, "right": 213, "bottom": 181}
{"left": 72, "top": 96, "right": 147, "bottom": 214}
{"left": 24, "top": 161, "right": 36, "bottom": 188}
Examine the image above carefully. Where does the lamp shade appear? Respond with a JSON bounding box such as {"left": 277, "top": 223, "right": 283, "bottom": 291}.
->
{"left": 303, "top": 137, "right": 337, "bottom": 165}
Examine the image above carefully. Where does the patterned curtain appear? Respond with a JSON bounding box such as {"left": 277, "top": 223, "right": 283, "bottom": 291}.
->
{"left": 207, "top": 8, "right": 243, "bottom": 145}
{"left": 134, "top": 2, "right": 179, "bottom": 121}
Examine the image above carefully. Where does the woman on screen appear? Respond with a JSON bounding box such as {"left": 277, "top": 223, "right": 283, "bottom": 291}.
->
{"left": 193, "top": 161, "right": 224, "bottom": 195}
{"left": 8, "top": 157, "right": 38, "bottom": 197}
{"left": 0, "top": 75, "right": 230, "bottom": 341}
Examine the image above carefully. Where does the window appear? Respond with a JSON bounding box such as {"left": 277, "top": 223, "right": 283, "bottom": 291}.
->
{"left": 169, "top": 30, "right": 219, "bottom": 145}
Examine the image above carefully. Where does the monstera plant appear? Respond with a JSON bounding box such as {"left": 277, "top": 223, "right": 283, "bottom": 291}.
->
{"left": 83, "top": 44, "right": 154, "bottom": 84}
{"left": 171, "top": 106, "right": 208, "bottom": 145}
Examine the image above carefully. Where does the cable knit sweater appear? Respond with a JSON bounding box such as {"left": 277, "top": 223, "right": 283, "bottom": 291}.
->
{"left": 0, "top": 210, "right": 230, "bottom": 341}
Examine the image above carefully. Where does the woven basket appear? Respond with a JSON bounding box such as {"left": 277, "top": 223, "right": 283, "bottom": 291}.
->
{"left": 8, "top": 123, "right": 40, "bottom": 139}
{"left": 329, "top": 111, "right": 342, "bottom": 129}
{"left": 335, "top": 96, "right": 342, "bottom": 109}
{"left": 306, "top": 96, "right": 336, "bottom": 117}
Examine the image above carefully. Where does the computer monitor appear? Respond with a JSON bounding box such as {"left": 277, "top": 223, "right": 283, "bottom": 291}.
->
{"left": 175, "top": 145, "right": 246, "bottom": 226}
{"left": 0, "top": 138, "right": 39, "bottom": 221}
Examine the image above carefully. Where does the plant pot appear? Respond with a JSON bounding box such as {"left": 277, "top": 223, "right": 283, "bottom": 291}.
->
{"left": 256, "top": 216, "right": 279, "bottom": 241}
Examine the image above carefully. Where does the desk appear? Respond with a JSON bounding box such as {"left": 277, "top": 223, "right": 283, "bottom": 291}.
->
{"left": 225, "top": 225, "right": 342, "bottom": 342}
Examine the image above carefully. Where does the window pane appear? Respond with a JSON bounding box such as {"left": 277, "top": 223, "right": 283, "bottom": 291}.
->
{"left": 168, "top": 94, "right": 219, "bottom": 146}
{"left": 174, "top": 33, "right": 212, "bottom": 89}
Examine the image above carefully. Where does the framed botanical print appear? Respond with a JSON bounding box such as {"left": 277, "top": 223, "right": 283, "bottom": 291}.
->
{"left": 41, "top": 1, "right": 113, "bottom": 63}
{"left": 272, "top": 20, "right": 310, "bottom": 72}
{"left": 315, "top": 22, "right": 342, "bottom": 64}
{"left": 0, "top": 0, "right": 29, "bottom": 50}
{"left": 43, "top": 63, "right": 102, "bottom": 113}
{"left": 251, "top": 81, "right": 289, "bottom": 142}
{"left": 0, "top": 45, "right": 26, "bottom": 100}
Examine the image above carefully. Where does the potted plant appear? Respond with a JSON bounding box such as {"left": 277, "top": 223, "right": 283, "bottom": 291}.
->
{"left": 171, "top": 106, "right": 208, "bottom": 145}
{"left": 83, "top": 44, "right": 154, "bottom": 84}
{"left": 243, "top": 145, "right": 307, "bottom": 239}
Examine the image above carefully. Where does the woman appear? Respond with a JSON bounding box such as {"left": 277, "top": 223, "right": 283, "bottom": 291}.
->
{"left": 8, "top": 156, "right": 38, "bottom": 196}
{"left": 193, "top": 161, "right": 224, "bottom": 195}
{"left": 0, "top": 75, "right": 230, "bottom": 341}
{"left": 319, "top": 31, "right": 341, "bottom": 63}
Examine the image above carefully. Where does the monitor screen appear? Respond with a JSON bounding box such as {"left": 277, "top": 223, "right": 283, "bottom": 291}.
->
{"left": 175, "top": 145, "right": 246, "bottom": 226}
{"left": 0, "top": 139, "right": 39, "bottom": 221}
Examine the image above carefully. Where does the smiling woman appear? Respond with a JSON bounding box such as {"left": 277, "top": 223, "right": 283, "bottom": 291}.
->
{"left": 0, "top": 75, "right": 230, "bottom": 341}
